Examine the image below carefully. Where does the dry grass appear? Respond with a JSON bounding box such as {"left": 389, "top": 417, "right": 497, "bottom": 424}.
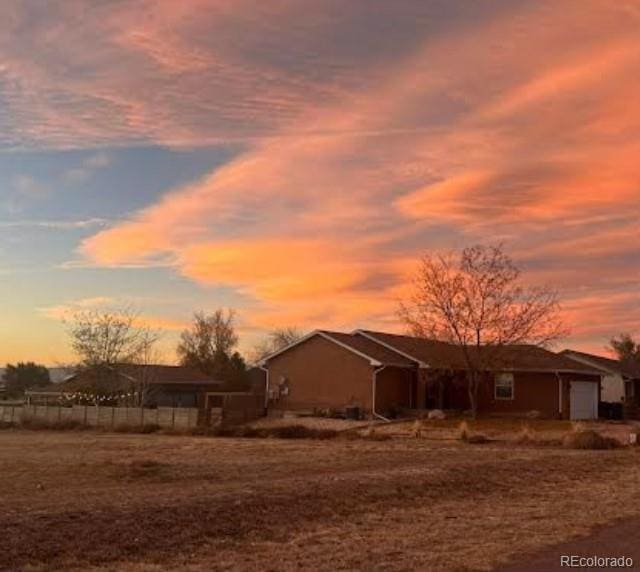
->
{"left": 0, "top": 430, "right": 639, "bottom": 572}
{"left": 563, "top": 429, "right": 621, "bottom": 450}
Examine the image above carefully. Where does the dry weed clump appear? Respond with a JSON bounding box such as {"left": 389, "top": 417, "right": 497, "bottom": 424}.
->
{"left": 458, "top": 421, "right": 489, "bottom": 444}
{"left": 410, "top": 419, "right": 424, "bottom": 438}
{"left": 571, "top": 421, "right": 588, "bottom": 433}
{"left": 113, "top": 423, "right": 161, "bottom": 434}
{"left": 213, "top": 424, "right": 339, "bottom": 440}
{"left": 20, "top": 418, "right": 87, "bottom": 431}
{"left": 515, "top": 425, "right": 537, "bottom": 444}
{"left": 563, "top": 429, "right": 620, "bottom": 450}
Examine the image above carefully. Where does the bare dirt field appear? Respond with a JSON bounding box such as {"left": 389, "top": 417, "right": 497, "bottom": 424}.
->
{"left": 1, "top": 428, "right": 639, "bottom": 571}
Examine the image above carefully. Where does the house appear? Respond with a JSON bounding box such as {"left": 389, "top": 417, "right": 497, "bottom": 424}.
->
{"left": 261, "top": 330, "right": 603, "bottom": 420}
{"left": 561, "top": 349, "right": 640, "bottom": 407}
{"left": 60, "top": 365, "right": 232, "bottom": 408}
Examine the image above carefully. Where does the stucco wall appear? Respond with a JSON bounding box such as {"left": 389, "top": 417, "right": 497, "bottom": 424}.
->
{"left": 477, "top": 371, "right": 561, "bottom": 418}
{"left": 375, "top": 366, "right": 415, "bottom": 414}
{"left": 266, "top": 335, "right": 373, "bottom": 411}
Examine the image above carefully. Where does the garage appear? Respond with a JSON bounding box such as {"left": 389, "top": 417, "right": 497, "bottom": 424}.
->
{"left": 570, "top": 381, "right": 598, "bottom": 420}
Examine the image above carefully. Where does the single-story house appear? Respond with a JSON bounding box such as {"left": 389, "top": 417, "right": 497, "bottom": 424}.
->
{"left": 561, "top": 349, "right": 640, "bottom": 408}
{"left": 59, "top": 364, "right": 232, "bottom": 408}
{"left": 261, "top": 330, "right": 603, "bottom": 420}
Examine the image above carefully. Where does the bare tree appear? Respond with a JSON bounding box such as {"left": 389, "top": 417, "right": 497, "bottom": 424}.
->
{"left": 250, "top": 327, "right": 303, "bottom": 363}
{"left": 135, "top": 329, "right": 165, "bottom": 406}
{"left": 400, "top": 244, "right": 566, "bottom": 418}
{"left": 66, "top": 308, "right": 160, "bottom": 397}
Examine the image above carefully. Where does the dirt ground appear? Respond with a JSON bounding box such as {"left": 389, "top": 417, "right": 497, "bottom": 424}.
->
{"left": 1, "top": 429, "right": 639, "bottom": 572}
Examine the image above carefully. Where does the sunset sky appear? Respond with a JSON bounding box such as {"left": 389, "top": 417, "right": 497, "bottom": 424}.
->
{"left": 1, "top": 0, "right": 639, "bottom": 365}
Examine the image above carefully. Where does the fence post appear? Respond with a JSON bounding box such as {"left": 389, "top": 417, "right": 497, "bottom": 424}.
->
{"left": 58, "top": 406, "right": 61, "bottom": 423}
{"left": 141, "top": 407, "right": 144, "bottom": 427}
{"left": 171, "top": 407, "right": 176, "bottom": 429}
{"left": 11, "top": 405, "right": 15, "bottom": 424}
{"left": 83, "top": 405, "right": 88, "bottom": 426}
{"left": 111, "top": 407, "right": 115, "bottom": 428}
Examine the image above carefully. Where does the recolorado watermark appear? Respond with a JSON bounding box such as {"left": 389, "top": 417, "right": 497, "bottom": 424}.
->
{"left": 561, "top": 555, "right": 634, "bottom": 568}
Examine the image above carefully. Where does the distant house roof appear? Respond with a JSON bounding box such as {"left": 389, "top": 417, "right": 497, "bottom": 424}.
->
{"left": 561, "top": 350, "right": 640, "bottom": 379}
{"left": 355, "top": 330, "right": 602, "bottom": 375}
{"left": 60, "top": 365, "right": 220, "bottom": 391}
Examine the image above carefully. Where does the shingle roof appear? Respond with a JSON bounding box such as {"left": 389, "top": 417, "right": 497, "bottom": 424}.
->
{"left": 561, "top": 350, "right": 640, "bottom": 379}
{"left": 121, "top": 365, "right": 217, "bottom": 385}
{"left": 61, "top": 365, "right": 220, "bottom": 391}
{"left": 320, "top": 331, "right": 416, "bottom": 367}
{"left": 357, "top": 330, "right": 602, "bottom": 374}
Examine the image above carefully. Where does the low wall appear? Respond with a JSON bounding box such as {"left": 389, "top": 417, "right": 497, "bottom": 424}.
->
{"left": 0, "top": 404, "right": 201, "bottom": 430}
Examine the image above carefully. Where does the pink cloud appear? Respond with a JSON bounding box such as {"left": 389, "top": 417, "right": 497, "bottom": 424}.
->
{"left": 2, "top": 1, "right": 636, "bottom": 348}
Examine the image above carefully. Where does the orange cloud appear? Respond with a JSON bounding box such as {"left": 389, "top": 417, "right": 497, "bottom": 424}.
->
{"left": 177, "top": 239, "right": 368, "bottom": 300}
{"left": 32, "top": 0, "right": 638, "bottom": 347}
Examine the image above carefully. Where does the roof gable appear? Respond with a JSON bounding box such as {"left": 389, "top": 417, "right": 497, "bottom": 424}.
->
{"left": 561, "top": 350, "right": 640, "bottom": 379}
{"left": 260, "top": 330, "right": 417, "bottom": 367}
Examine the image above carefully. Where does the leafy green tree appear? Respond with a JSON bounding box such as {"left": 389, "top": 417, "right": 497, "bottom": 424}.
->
{"left": 2, "top": 362, "right": 51, "bottom": 397}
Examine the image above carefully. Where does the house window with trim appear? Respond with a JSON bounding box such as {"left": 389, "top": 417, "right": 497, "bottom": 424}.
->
{"left": 495, "top": 373, "right": 515, "bottom": 400}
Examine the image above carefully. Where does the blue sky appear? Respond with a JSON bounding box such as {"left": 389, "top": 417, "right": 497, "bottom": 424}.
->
{"left": 1, "top": 0, "right": 639, "bottom": 364}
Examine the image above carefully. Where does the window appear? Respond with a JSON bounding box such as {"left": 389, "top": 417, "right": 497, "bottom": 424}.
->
{"left": 495, "top": 373, "right": 514, "bottom": 400}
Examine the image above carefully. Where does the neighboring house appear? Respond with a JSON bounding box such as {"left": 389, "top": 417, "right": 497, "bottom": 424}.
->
{"left": 60, "top": 365, "right": 229, "bottom": 408}
{"left": 48, "top": 367, "right": 74, "bottom": 384}
{"left": 561, "top": 349, "right": 640, "bottom": 405}
{"left": 261, "top": 330, "right": 603, "bottom": 420}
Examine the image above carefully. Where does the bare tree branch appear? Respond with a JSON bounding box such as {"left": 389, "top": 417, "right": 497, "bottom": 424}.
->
{"left": 399, "top": 244, "right": 568, "bottom": 417}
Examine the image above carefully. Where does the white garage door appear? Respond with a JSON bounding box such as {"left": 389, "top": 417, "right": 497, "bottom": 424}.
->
{"left": 570, "top": 381, "right": 598, "bottom": 420}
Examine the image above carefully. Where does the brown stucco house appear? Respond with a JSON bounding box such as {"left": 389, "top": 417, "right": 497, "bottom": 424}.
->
{"left": 261, "top": 330, "right": 603, "bottom": 420}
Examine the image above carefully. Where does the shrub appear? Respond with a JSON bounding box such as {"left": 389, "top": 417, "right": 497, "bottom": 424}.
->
{"left": 139, "top": 424, "right": 161, "bottom": 434}
{"left": 362, "top": 429, "right": 392, "bottom": 441}
{"left": 267, "top": 424, "right": 338, "bottom": 440}
{"left": 20, "top": 418, "right": 87, "bottom": 431}
{"left": 563, "top": 429, "right": 620, "bottom": 450}
{"left": 211, "top": 424, "right": 338, "bottom": 440}
{"left": 113, "top": 423, "right": 137, "bottom": 433}
{"left": 458, "top": 420, "right": 489, "bottom": 444}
